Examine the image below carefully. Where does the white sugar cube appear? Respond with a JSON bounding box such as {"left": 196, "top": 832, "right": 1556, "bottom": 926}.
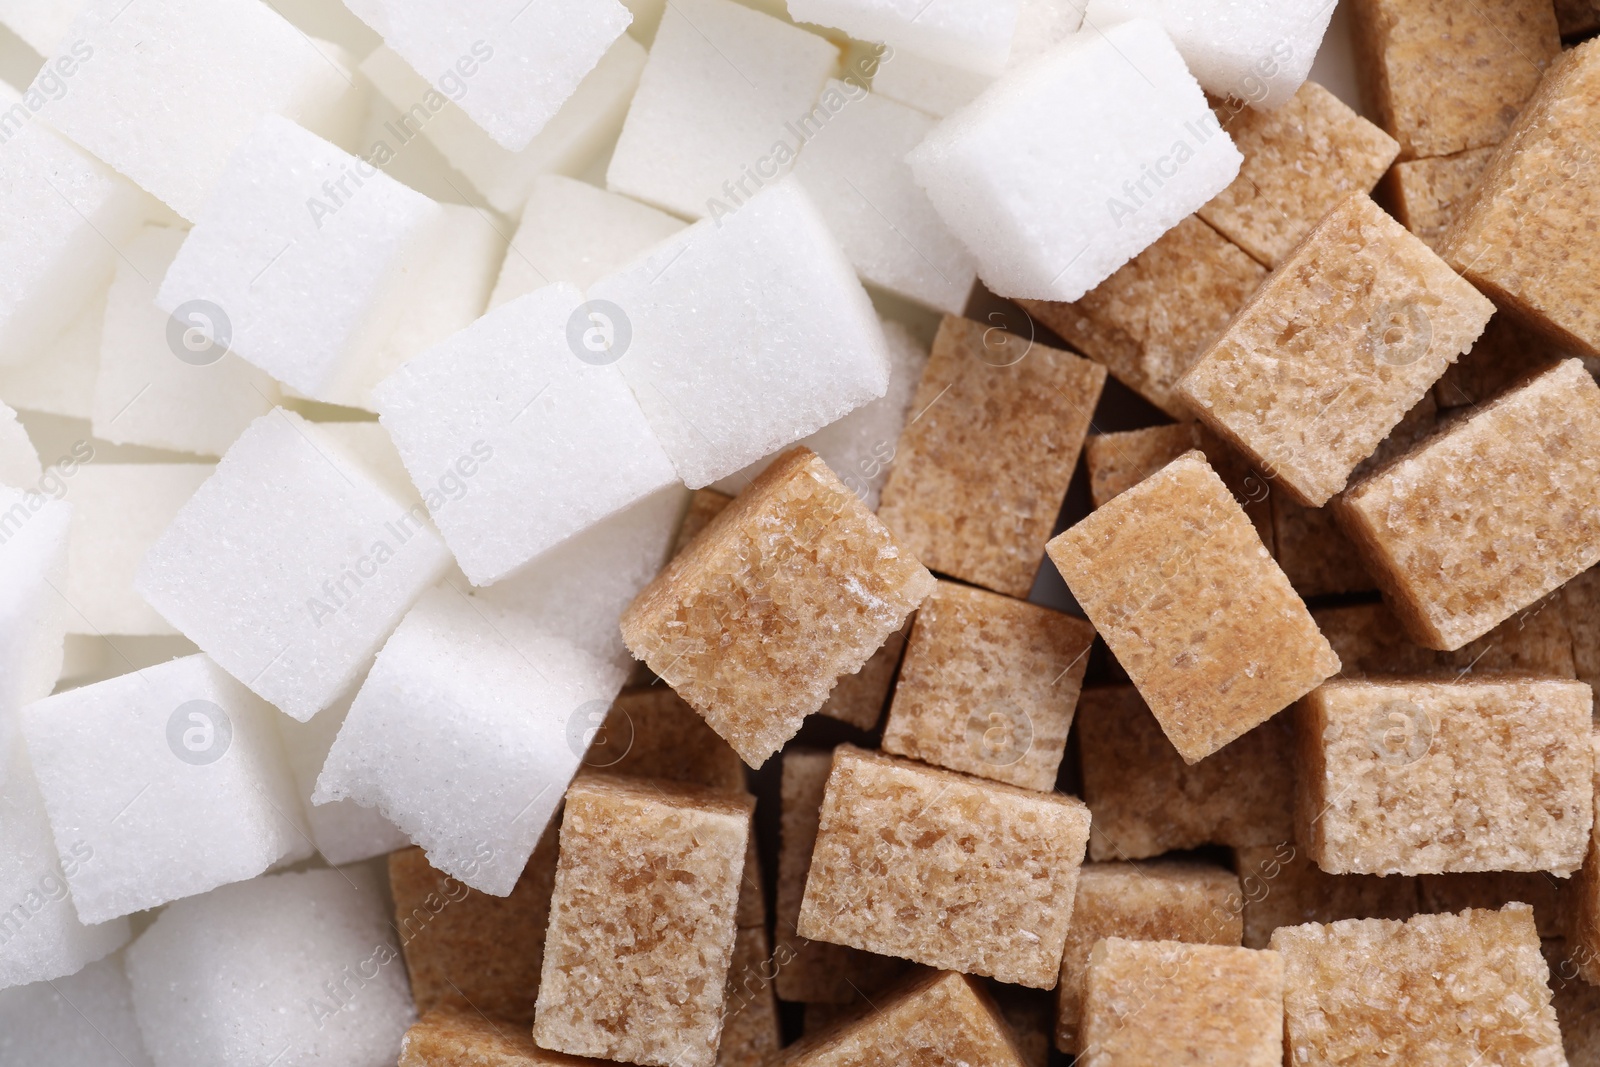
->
{"left": 792, "top": 83, "right": 976, "bottom": 313}
{"left": 907, "top": 19, "right": 1242, "bottom": 302}
{"left": 0, "top": 0, "right": 87, "bottom": 55}
{"left": 489, "top": 175, "right": 685, "bottom": 308}
{"left": 314, "top": 586, "right": 627, "bottom": 895}
{"left": 92, "top": 227, "right": 281, "bottom": 457}
{"left": 0, "top": 484, "right": 71, "bottom": 717}
{"left": 125, "top": 867, "right": 414, "bottom": 1067}
{"left": 788, "top": 0, "right": 1020, "bottom": 75}
{"left": 870, "top": 50, "right": 991, "bottom": 117}
{"left": 0, "top": 954, "right": 153, "bottom": 1066}
{"left": 21, "top": 653, "right": 310, "bottom": 924}
{"left": 1010, "top": 0, "right": 1088, "bottom": 66}
{"left": 590, "top": 178, "right": 890, "bottom": 487}
{"left": 135, "top": 410, "right": 453, "bottom": 721}
{"left": 373, "top": 282, "right": 678, "bottom": 585}
{"left": 313, "top": 421, "right": 420, "bottom": 507}
{"left": 1085, "top": 0, "right": 1333, "bottom": 108}
{"left": 606, "top": 0, "right": 838, "bottom": 220}
{"left": 0, "top": 400, "right": 40, "bottom": 488}
{"left": 0, "top": 289, "right": 103, "bottom": 420}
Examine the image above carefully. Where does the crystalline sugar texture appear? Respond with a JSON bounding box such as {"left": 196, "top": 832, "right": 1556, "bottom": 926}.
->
{"left": 0, "top": 954, "right": 153, "bottom": 1066}
{"left": 786, "top": 0, "right": 1021, "bottom": 76}
{"left": 0, "top": 484, "right": 71, "bottom": 718}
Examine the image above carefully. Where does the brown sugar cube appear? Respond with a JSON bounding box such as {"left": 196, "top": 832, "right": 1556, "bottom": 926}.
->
{"left": 1388, "top": 146, "right": 1497, "bottom": 252}
{"left": 1560, "top": 567, "right": 1600, "bottom": 701}
{"left": 875, "top": 314, "right": 1106, "bottom": 598}
{"left": 1570, "top": 732, "right": 1600, "bottom": 984}
{"left": 1313, "top": 598, "right": 1577, "bottom": 679}
{"left": 1338, "top": 359, "right": 1600, "bottom": 650}
{"left": 815, "top": 617, "right": 909, "bottom": 731}
{"left": 1076, "top": 685, "right": 1296, "bottom": 860}
{"left": 987, "top": 982, "right": 1052, "bottom": 1067}
{"left": 1178, "top": 194, "right": 1493, "bottom": 507}
{"left": 796, "top": 745, "right": 1091, "bottom": 988}
{"left": 533, "top": 774, "right": 753, "bottom": 1067}
{"left": 1055, "top": 861, "right": 1244, "bottom": 1054}
{"left": 1019, "top": 215, "right": 1266, "bottom": 420}
{"left": 880, "top": 580, "right": 1095, "bottom": 791}
{"left": 1272, "top": 905, "right": 1565, "bottom": 1065}
{"left": 1078, "top": 939, "right": 1284, "bottom": 1067}
{"left": 602, "top": 687, "right": 747, "bottom": 792}
{"left": 1202, "top": 81, "right": 1400, "bottom": 268}
{"left": 622, "top": 446, "right": 934, "bottom": 767}
{"left": 1048, "top": 452, "right": 1339, "bottom": 762}
{"left": 1083, "top": 422, "right": 1273, "bottom": 544}
{"left": 1419, "top": 872, "right": 1568, "bottom": 937}
{"left": 398, "top": 1006, "right": 600, "bottom": 1066}
{"left": 1556, "top": 0, "right": 1600, "bottom": 36}
{"left": 1432, "top": 311, "right": 1566, "bottom": 409}
{"left": 1232, "top": 844, "right": 1419, "bottom": 950}
{"left": 1295, "top": 677, "right": 1595, "bottom": 876}
{"left": 717, "top": 924, "right": 782, "bottom": 1067}
{"left": 673, "top": 487, "right": 734, "bottom": 556}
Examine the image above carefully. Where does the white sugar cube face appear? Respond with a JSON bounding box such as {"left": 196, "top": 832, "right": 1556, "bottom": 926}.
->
{"left": 591, "top": 179, "right": 891, "bottom": 487}
{"left": 787, "top": 0, "right": 1021, "bottom": 75}
{"left": 1009, "top": 0, "right": 1089, "bottom": 67}
{"left": 870, "top": 50, "right": 991, "bottom": 117}
{"left": 93, "top": 227, "right": 281, "bottom": 457}
{"left": 315, "top": 586, "right": 627, "bottom": 895}
{"left": 0, "top": 954, "right": 154, "bottom": 1066}
{"left": 606, "top": 0, "right": 839, "bottom": 220}
{"left": 135, "top": 410, "right": 452, "bottom": 721}
{"left": 489, "top": 175, "right": 686, "bottom": 308}
{"left": 0, "top": 400, "right": 40, "bottom": 488}
{"left": 0, "top": 485, "right": 72, "bottom": 717}
{"left": 908, "top": 19, "right": 1243, "bottom": 302}
{"left": 21, "top": 654, "right": 310, "bottom": 924}
{"left": 373, "top": 282, "right": 678, "bottom": 586}
{"left": 0, "top": 285, "right": 104, "bottom": 420}
{"left": 125, "top": 867, "right": 414, "bottom": 1067}
{"left": 792, "top": 83, "right": 977, "bottom": 313}
{"left": 1085, "top": 0, "right": 1333, "bottom": 109}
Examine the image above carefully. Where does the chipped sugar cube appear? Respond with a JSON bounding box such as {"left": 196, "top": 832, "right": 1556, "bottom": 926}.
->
{"left": 1312, "top": 599, "right": 1577, "bottom": 680}
{"left": 0, "top": 953, "right": 152, "bottom": 1066}
{"left": 786, "top": 0, "right": 1019, "bottom": 76}
{"left": 1388, "top": 147, "right": 1496, "bottom": 253}
{"left": 1232, "top": 844, "right": 1418, "bottom": 950}
{"left": 0, "top": 483, "right": 72, "bottom": 718}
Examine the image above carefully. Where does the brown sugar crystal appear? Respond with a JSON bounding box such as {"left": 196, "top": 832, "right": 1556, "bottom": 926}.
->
{"left": 1442, "top": 39, "right": 1600, "bottom": 357}
{"left": 1177, "top": 194, "right": 1493, "bottom": 507}
{"left": 622, "top": 446, "right": 934, "bottom": 767}
{"left": 1083, "top": 422, "right": 1272, "bottom": 544}
{"left": 1419, "top": 872, "right": 1568, "bottom": 938}
{"left": 1313, "top": 599, "right": 1576, "bottom": 680}
{"left": 1019, "top": 215, "right": 1265, "bottom": 420}
{"left": 717, "top": 924, "right": 782, "bottom": 1067}
{"left": 880, "top": 580, "right": 1095, "bottom": 791}
{"left": 1055, "top": 861, "right": 1244, "bottom": 1054}
{"left": 398, "top": 1006, "right": 600, "bottom": 1066}
{"left": 1232, "top": 844, "right": 1418, "bottom": 950}
{"left": 533, "top": 774, "right": 753, "bottom": 1067}
{"left": 814, "top": 618, "right": 909, "bottom": 732}
{"left": 795, "top": 745, "right": 1091, "bottom": 988}
{"left": 1387, "top": 147, "right": 1496, "bottom": 252}
{"left": 1078, "top": 939, "right": 1284, "bottom": 1067}
{"left": 1272, "top": 905, "right": 1565, "bottom": 1066}
{"left": 1048, "top": 452, "right": 1339, "bottom": 763}
{"left": 875, "top": 314, "right": 1106, "bottom": 598}
{"left": 1338, "top": 359, "right": 1600, "bottom": 650}
{"left": 1295, "top": 678, "right": 1594, "bottom": 876}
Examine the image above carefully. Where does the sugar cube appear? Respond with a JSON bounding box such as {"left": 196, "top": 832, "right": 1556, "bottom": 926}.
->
{"left": 719, "top": 924, "right": 783, "bottom": 1067}
{"left": 1233, "top": 844, "right": 1418, "bottom": 950}
{"left": 814, "top": 618, "right": 908, "bottom": 731}
{"left": 398, "top": 1006, "right": 577, "bottom": 1066}
{"left": 598, "top": 688, "right": 746, "bottom": 793}
{"left": 796, "top": 0, "right": 1019, "bottom": 74}
{"left": 274, "top": 692, "right": 408, "bottom": 867}
{"left": 1388, "top": 146, "right": 1496, "bottom": 253}
{"left": 1433, "top": 313, "right": 1565, "bottom": 411}
{"left": 0, "top": 953, "right": 152, "bottom": 1066}
{"left": 1313, "top": 599, "right": 1577, "bottom": 680}
{"left": 1560, "top": 567, "right": 1600, "bottom": 698}
{"left": 869, "top": 50, "right": 991, "bottom": 118}
{"left": 0, "top": 484, "right": 71, "bottom": 719}
{"left": 1082, "top": 420, "right": 1273, "bottom": 543}
{"left": 0, "top": 286, "right": 104, "bottom": 420}
{"left": 0, "top": 0, "right": 84, "bottom": 55}
{"left": 0, "top": 400, "right": 38, "bottom": 488}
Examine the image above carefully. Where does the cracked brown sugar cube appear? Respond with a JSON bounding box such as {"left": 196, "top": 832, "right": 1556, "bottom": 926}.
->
{"left": 795, "top": 745, "right": 1091, "bottom": 988}
{"left": 880, "top": 580, "right": 1095, "bottom": 791}
{"left": 1432, "top": 311, "right": 1566, "bottom": 409}
{"left": 1233, "top": 844, "right": 1418, "bottom": 950}
{"left": 533, "top": 773, "right": 753, "bottom": 1067}
{"left": 1388, "top": 147, "right": 1496, "bottom": 252}
{"left": 1077, "top": 685, "right": 1296, "bottom": 859}
{"left": 1055, "top": 861, "right": 1244, "bottom": 1054}
{"left": 1201, "top": 82, "right": 1400, "bottom": 268}
{"left": 1338, "top": 359, "right": 1600, "bottom": 650}
{"left": 1312, "top": 599, "right": 1577, "bottom": 679}
{"left": 717, "top": 924, "right": 781, "bottom": 1067}
{"left": 1178, "top": 194, "right": 1493, "bottom": 507}
{"left": 1272, "top": 905, "right": 1564, "bottom": 1066}
{"left": 1048, "top": 452, "right": 1339, "bottom": 763}
{"left": 1019, "top": 216, "right": 1266, "bottom": 420}
{"left": 1442, "top": 39, "right": 1600, "bottom": 357}
{"left": 1295, "top": 677, "right": 1594, "bottom": 876}
{"left": 875, "top": 315, "right": 1106, "bottom": 598}
{"left": 1078, "top": 939, "right": 1284, "bottom": 1067}
{"left": 1083, "top": 423, "right": 1273, "bottom": 544}
{"left": 622, "top": 446, "right": 934, "bottom": 767}
{"left": 1419, "top": 872, "right": 1568, "bottom": 938}
{"left": 398, "top": 1006, "right": 600, "bottom": 1066}
{"left": 815, "top": 617, "right": 909, "bottom": 731}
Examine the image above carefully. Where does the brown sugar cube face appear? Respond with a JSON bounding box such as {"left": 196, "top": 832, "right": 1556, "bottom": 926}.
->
{"left": 880, "top": 580, "right": 1095, "bottom": 791}
{"left": 1296, "top": 678, "right": 1595, "bottom": 876}
{"left": 875, "top": 314, "right": 1106, "bottom": 598}
{"left": 1019, "top": 215, "right": 1266, "bottom": 420}
{"left": 1339, "top": 359, "right": 1600, "bottom": 650}
{"left": 796, "top": 745, "right": 1091, "bottom": 989}
{"left": 1232, "top": 844, "right": 1418, "bottom": 950}
{"left": 602, "top": 687, "right": 747, "bottom": 793}
{"left": 533, "top": 774, "right": 753, "bottom": 1067}
{"left": 1443, "top": 40, "right": 1600, "bottom": 356}
{"left": 1078, "top": 939, "right": 1284, "bottom": 1067}
{"left": 1313, "top": 598, "right": 1577, "bottom": 680}
{"left": 717, "top": 925, "right": 781, "bottom": 1067}
{"left": 1077, "top": 686, "right": 1296, "bottom": 860}
{"left": 1084, "top": 423, "right": 1273, "bottom": 545}
{"left": 1432, "top": 311, "right": 1566, "bottom": 410}
{"left": 398, "top": 1006, "right": 600, "bottom": 1066}
{"left": 1055, "top": 861, "right": 1244, "bottom": 1054}
{"left": 1202, "top": 81, "right": 1400, "bottom": 268}
{"left": 1178, "top": 194, "right": 1493, "bottom": 507}
{"left": 1419, "top": 872, "right": 1568, "bottom": 938}
{"left": 1272, "top": 905, "right": 1564, "bottom": 1066}
{"left": 622, "top": 447, "right": 934, "bottom": 767}
{"left": 1388, "top": 147, "right": 1496, "bottom": 253}
{"left": 1560, "top": 567, "right": 1600, "bottom": 701}
{"left": 815, "top": 617, "right": 909, "bottom": 732}
{"left": 1048, "top": 452, "right": 1339, "bottom": 763}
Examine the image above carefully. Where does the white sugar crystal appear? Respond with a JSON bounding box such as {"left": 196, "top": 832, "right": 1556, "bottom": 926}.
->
{"left": 0, "top": 289, "right": 104, "bottom": 420}
{"left": 0, "top": 400, "right": 39, "bottom": 488}
{"left": 135, "top": 410, "right": 452, "bottom": 721}
{"left": 92, "top": 226, "right": 280, "bottom": 457}
{"left": 0, "top": 953, "right": 153, "bottom": 1066}
{"left": 606, "top": 0, "right": 838, "bottom": 220}
{"left": 21, "top": 653, "right": 309, "bottom": 924}
{"left": 1085, "top": 0, "right": 1332, "bottom": 108}
{"left": 908, "top": 19, "right": 1241, "bottom": 302}
{"left": 489, "top": 175, "right": 685, "bottom": 308}
{"left": 788, "top": 0, "right": 1020, "bottom": 75}
{"left": 870, "top": 50, "right": 991, "bottom": 117}
{"left": 0, "top": 484, "right": 71, "bottom": 718}
{"left": 590, "top": 178, "right": 890, "bottom": 487}
{"left": 792, "top": 83, "right": 976, "bottom": 313}
{"left": 0, "top": 0, "right": 87, "bottom": 55}
{"left": 126, "top": 867, "right": 414, "bottom": 1067}
{"left": 315, "top": 586, "right": 627, "bottom": 895}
